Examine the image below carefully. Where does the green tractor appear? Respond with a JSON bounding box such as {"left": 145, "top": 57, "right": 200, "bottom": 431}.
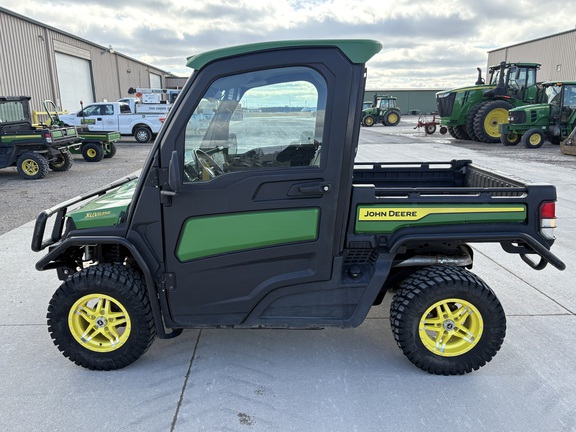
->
{"left": 361, "top": 94, "right": 401, "bottom": 127}
{"left": 436, "top": 62, "right": 541, "bottom": 143}
{"left": 500, "top": 81, "right": 576, "bottom": 148}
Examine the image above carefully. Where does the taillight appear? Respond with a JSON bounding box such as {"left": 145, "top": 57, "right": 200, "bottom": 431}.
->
{"left": 159, "top": 117, "right": 166, "bottom": 124}
{"left": 540, "top": 201, "right": 556, "bottom": 240}
{"left": 44, "top": 132, "right": 52, "bottom": 143}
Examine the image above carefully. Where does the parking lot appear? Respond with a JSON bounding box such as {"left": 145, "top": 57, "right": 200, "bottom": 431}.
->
{"left": 1, "top": 119, "right": 575, "bottom": 431}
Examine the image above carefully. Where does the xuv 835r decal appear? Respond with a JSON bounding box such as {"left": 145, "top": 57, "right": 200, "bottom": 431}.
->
{"left": 355, "top": 204, "right": 526, "bottom": 233}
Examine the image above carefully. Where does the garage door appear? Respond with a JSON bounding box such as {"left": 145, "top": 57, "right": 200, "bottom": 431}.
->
{"left": 55, "top": 52, "right": 94, "bottom": 112}
{"left": 149, "top": 72, "right": 162, "bottom": 89}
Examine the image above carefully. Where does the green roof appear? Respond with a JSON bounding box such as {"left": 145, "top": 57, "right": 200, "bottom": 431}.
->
{"left": 186, "top": 39, "right": 382, "bottom": 70}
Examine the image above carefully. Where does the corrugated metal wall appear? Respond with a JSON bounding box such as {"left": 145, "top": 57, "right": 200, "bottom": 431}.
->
{"left": 487, "top": 29, "right": 576, "bottom": 83}
{"left": 364, "top": 90, "right": 443, "bottom": 115}
{"left": 0, "top": 7, "right": 173, "bottom": 113}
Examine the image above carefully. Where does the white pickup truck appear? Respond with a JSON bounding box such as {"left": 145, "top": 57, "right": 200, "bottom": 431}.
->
{"left": 59, "top": 102, "right": 165, "bottom": 143}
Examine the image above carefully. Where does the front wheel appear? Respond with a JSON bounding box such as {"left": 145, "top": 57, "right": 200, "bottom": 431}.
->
{"left": 81, "top": 143, "right": 104, "bottom": 162}
{"left": 134, "top": 127, "right": 153, "bottom": 143}
{"left": 522, "top": 128, "right": 546, "bottom": 149}
{"left": 425, "top": 124, "right": 436, "bottom": 135}
{"left": 47, "top": 264, "right": 156, "bottom": 370}
{"left": 390, "top": 266, "right": 506, "bottom": 375}
{"left": 362, "top": 115, "right": 375, "bottom": 127}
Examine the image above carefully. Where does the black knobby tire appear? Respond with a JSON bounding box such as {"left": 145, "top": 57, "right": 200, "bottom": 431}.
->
{"left": 500, "top": 132, "right": 521, "bottom": 146}
{"left": 47, "top": 264, "right": 156, "bottom": 370}
{"left": 447, "top": 126, "right": 458, "bottom": 139}
{"left": 473, "top": 100, "right": 513, "bottom": 143}
{"left": 82, "top": 142, "right": 105, "bottom": 162}
{"left": 49, "top": 149, "right": 74, "bottom": 171}
{"left": 134, "top": 127, "right": 152, "bottom": 143}
{"left": 390, "top": 265, "right": 506, "bottom": 375}
{"left": 362, "top": 115, "right": 375, "bottom": 127}
{"left": 451, "top": 125, "right": 470, "bottom": 140}
{"left": 384, "top": 110, "right": 401, "bottom": 126}
{"left": 16, "top": 151, "right": 49, "bottom": 180}
{"left": 466, "top": 102, "right": 485, "bottom": 142}
{"left": 104, "top": 142, "right": 117, "bottom": 158}
{"left": 522, "top": 128, "right": 546, "bottom": 149}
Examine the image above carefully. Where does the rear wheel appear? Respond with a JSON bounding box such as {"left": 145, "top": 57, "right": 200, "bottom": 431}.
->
{"left": 384, "top": 111, "right": 400, "bottom": 126}
{"left": 390, "top": 266, "right": 506, "bottom": 375}
{"left": 134, "top": 127, "right": 153, "bottom": 143}
{"left": 16, "top": 151, "right": 49, "bottom": 180}
{"left": 474, "top": 100, "right": 513, "bottom": 143}
{"left": 104, "top": 142, "right": 117, "bottom": 158}
{"left": 82, "top": 142, "right": 105, "bottom": 162}
{"left": 49, "top": 149, "right": 74, "bottom": 171}
{"left": 362, "top": 115, "right": 375, "bottom": 127}
{"left": 522, "top": 128, "right": 546, "bottom": 149}
{"left": 47, "top": 264, "right": 156, "bottom": 370}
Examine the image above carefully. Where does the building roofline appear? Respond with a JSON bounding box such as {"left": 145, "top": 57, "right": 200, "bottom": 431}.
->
{"left": 488, "top": 27, "right": 576, "bottom": 53}
{"left": 0, "top": 6, "right": 172, "bottom": 75}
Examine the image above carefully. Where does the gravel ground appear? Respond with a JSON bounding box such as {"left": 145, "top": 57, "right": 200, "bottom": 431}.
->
{"left": 0, "top": 138, "right": 152, "bottom": 235}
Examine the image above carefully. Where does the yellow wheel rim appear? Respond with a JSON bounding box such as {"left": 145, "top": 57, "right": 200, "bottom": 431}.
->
{"left": 365, "top": 117, "right": 373, "bottom": 126}
{"left": 68, "top": 294, "right": 132, "bottom": 353}
{"left": 483, "top": 108, "right": 509, "bottom": 138}
{"left": 529, "top": 133, "right": 542, "bottom": 146}
{"left": 86, "top": 148, "right": 97, "bottom": 158}
{"left": 419, "top": 298, "right": 483, "bottom": 357}
{"left": 22, "top": 159, "right": 39, "bottom": 175}
{"left": 388, "top": 113, "right": 398, "bottom": 124}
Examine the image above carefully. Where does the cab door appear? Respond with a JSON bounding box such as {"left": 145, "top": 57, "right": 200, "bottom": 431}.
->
{"left": 78, "top": 104, "right": 117, "bottom": 131}
{"left": 158, "top": 47, "right": 362, "bottom": 326}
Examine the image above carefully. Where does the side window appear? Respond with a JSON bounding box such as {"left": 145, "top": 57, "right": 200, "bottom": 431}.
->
{"left": 103, "top": 105, "right": 114, "bottom": 115}
{"left": 81, "top": 105, "right": 101, "bottom": 117}
{"left": 182, "top": 66, "right": 326, "bottom": 183}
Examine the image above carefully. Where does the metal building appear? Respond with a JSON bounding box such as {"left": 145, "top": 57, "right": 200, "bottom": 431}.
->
{"left": 364, "top": 89, "right": 443, "bottom": 115}
{"left": 0, "top": 6, "right": 177, "bottom": 113}
{"left": 487, "top": 29, "right": 576, "bottom": 82}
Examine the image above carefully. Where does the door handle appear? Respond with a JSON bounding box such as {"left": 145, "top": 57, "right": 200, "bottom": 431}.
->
{"left": 298, "top": 183, "right": 330, "bottom": 194}
{"left": 286, "top": 183, "right": 331, "bottom": 197}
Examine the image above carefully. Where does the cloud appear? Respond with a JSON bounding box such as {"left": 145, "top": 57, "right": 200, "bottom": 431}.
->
{"left": 4, "top": 0, "right": 576, "bottom": 88}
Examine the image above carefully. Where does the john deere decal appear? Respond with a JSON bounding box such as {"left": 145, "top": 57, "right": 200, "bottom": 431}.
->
{"left": 356, "top": 204, "right": 526, "bottom": 233}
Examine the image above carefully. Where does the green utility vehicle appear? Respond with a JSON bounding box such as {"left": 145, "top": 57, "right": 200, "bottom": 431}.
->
{"left": 1, "top": 96, "right": 77, "bottom": 179}
{"left": 361, "top": 94, "right": 401, "bottom": 126}
{"left": 436, "top": 62, "right": 541, "bottom": 143}
{"left": 42, "top": 101, "right": 121, "bottom": 162}
{"left": 500, "top": 81, "right": 576, "bottom": 148}
{"left": 32, "top": 40, "right": 565, "bottom": 374}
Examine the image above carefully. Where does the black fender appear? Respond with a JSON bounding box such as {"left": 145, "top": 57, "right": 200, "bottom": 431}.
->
{"left": 36, "top": 235, "right": 180, "bottom": 339}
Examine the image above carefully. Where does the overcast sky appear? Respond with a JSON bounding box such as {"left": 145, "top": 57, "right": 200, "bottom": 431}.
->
{"left": 4, "top": 1, "right": 575, "bottom": 89}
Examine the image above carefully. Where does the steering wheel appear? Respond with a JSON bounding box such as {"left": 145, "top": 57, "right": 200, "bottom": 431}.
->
{"left": 194, "top": 149, "right": 225, "bottom": 179}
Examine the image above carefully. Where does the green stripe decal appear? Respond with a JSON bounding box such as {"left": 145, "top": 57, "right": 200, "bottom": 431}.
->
{"left": 355, "top": 204, "right": 526, "bottom": 234}
{"left": 176, "top": 208, "right": 320, "bottom": 261}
